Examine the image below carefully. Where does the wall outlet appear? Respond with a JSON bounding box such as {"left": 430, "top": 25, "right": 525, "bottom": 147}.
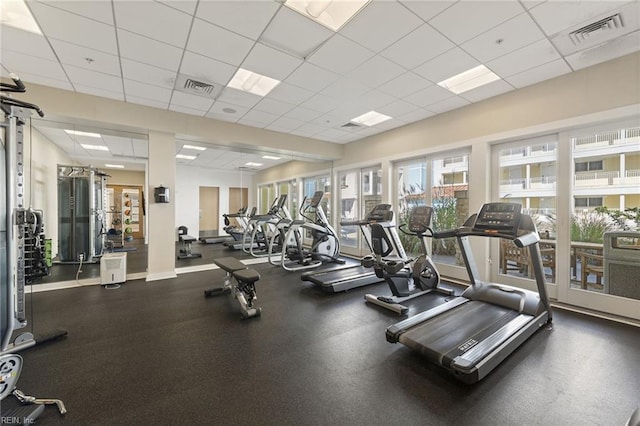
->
{"left": 78, "top": 253, "right": 84, "bottom": 261}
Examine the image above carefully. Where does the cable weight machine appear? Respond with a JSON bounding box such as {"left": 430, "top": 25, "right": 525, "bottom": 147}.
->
{"left": 1, "top": 74, "right": 67, "bottom": 420}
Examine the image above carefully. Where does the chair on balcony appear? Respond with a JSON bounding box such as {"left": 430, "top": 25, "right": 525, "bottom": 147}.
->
{"left": 539, "top": 242, "right": 556, "bottom": 281}
{"left": 500, "top": 239, "right": 531, "bottom": 278}
{"left": 578, "top": 250, "right": 604, "bottom": 290}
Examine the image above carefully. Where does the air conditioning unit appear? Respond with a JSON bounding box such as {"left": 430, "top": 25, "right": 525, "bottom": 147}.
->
{"left": 100, "top": 252, "right": 127, "bottom": 289}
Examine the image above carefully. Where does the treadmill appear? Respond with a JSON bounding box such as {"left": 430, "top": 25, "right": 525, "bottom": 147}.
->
{"left": 301, "top": 204, "right": 407, "bottom": 293}
{"left": 385, "top": 202, "right": 552, "bottom": 384}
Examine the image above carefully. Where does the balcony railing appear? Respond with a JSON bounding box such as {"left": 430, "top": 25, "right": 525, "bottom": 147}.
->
{"left": 575, "top": 170, "right": 619, "bottom": 186}
{"left": 573, "top": 127, "right": 640, "bottom": 151}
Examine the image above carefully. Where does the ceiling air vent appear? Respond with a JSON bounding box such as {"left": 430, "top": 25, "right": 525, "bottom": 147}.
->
{"left": 184, "top": 78, "right": 215, "bottom": 95}
{"left": 173, "top": 74, "right": 223, "bottom": 99}
{"left": 341, "top": 122, "right": 361, "bottom": 129}
{"left": 569, "top": 14, "right": 623, "bottom": 45}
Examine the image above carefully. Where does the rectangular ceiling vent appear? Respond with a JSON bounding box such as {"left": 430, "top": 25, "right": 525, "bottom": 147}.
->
{"left": 184, "top": 78, "right": 215, "bottom": 95}
{"left": 174, "top": 74, "right": 223, "bottom": 99}
{"left": 341, "top": 122, "right": 361, "bottom": 129}
{"left": 569, "top": 14, "right": 623, "bottom": 45}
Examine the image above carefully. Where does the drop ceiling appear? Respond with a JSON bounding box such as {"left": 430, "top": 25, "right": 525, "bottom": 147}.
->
{"left": 3, "top": 0, "right": 640, "bottom": 162}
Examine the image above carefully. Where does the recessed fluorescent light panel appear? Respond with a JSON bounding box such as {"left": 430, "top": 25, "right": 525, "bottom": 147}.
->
{"left": 438, "top": 65, "right": 501, "bottom": 95}
{"left": 65, "top": 129, "right": 102, "bottom": 138}
{"left": 105, "top": 164, "right": 125, "bottom": 169}
{"left": 351, "top": 111, "right": 392, "bottom": 127}
{"left": 227, "top": 68, "right": 280, "bottom": 97}
{"left": 262, "top": 155, "right": 281, "bottom": 160}
{"left": 176, "top": 154, "right": 197, "bottom": 160}
{"left": 182, "top": 144, "right": 206, "bottom": 151}
{"left": 81, "top": 144, "right": 109, "bottom": 151}
{"left": 0, "top": 0, "right": 42, "bottom": 34}
{"left": 245, "top": 162, "right": 263, "bottom": 167}
{"left": 284, "top": 0, "right": 371, "bottom": 32}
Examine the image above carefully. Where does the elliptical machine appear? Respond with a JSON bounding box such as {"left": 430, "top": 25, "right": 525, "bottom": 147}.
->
{"left": 269, "top": 191, "right": 343, "bottom": 271}
{"left": 363, "top": 205, "right": 453, "bottom": 315}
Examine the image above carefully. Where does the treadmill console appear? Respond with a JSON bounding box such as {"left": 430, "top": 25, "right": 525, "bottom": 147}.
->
{"left": 473, "top": 202, "right": 522, "bottom": 235}
{"left": 407, "top": 206, "right": 433, "bottom": 233}
{"left": 309, "top": 191, "right": 324, "bottom": 208}
{"left": 366, "top": 204, "right": 393, "bottom": 223}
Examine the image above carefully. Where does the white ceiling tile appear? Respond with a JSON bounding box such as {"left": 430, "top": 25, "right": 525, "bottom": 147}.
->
{"left": 0, "top": 50, "right": 69, "bottom": 81}
{"left": 357, "top": 90, "right": 397, "bottom": 110}
{"left": 341, "top": 1, "right": 423, "bottom": 52}
{"left": 307, "top": 34, "right": 375, "bottom": 75}
{"left": 113, "top": 1, "right": 192, "bottom": 48}
{"left": 260, "top": 6, "right": 333, "bottom": 58}
{"left": 314, "top": 128, "right": 353, "bottom": 141}
{"left": 124, "top": 95, "right": 169, "bottom": 110}
{"left": 0, "top": 25, "right": 57, "bottom": 61}
{"left": 459, "top": 79, "right": 514, "bottom": 103}
{"left": 73, "top": 85, "right": 124, "bottom": 101}
{"left": 292, "top": 122, "right": 327, "bottom": 136}
{"left": 216, "top": 87, "right": 262, "bottom": 108}
{"left": 132, "top": 139, "right": 148, "bottom": 158}
{"left": 118, "top": 30, "right": 183, "bottom": 71}
{"left": 504, "top": 58, "right": 572, "bottom": 89}
{"left": 196, "top": 0, "right": 278, "bottom": 40}
{"left": 186, "top": 18, "right": 254, "bottom": 66}
{"left": 529, "top": 1, "right": 629, "bottom": 36}
{"left": 253, "top": 98, "right": 295, "bottom": 116}
{"left": 487, "top": 39, "right": 561, "bottom": 78}
{"left": 284, "top": 62, "right": 340, "bottom": 92}
{"left": 266, "top": 82, "right": 315, "bottom": 105}
{"left": 121, "top": 59, "right": 177, "bottom": 89}
{"left": 397, "top": 108, "right": 436, "bottom": 123}
{"left": 158, "top": 1, "right": 198, "bottom": 16}
{"left": 40, "top": 1, "right": 114, "bottom": 25}
{"left": 124, "top": 79, "right": 173, "bottom": 103}
{"left": 429, "top": 1, "right": 524, "bottom": 44}
{"left": 399, "top": 0, "right": 457, "bottom": 22}
{"left": 321, "top": 77, "right": 371, "bottom": 100}
{"left": 179, "top": 51, "right": 236, "bottom": 86}
{"left": 265, "top": 116, "right": 305, "bottom": 132}
{"left": 461, "top": 13, "right": 545, "bottom": 63}
{"left": 282, "top": 106, "right": 324, "bottom": 122}
{"left": 378, "top": 71, "right": 433, "bottom": 98}
{"left": 102, "top": 135, "right": 133, "bottom": 156}
{"left": 405, "top": 83, "right": 454, "bottom": 108}
{"left": 426, "top": 96, "right": 470, "bottom": 114}
{"left": 240, "top": 109, "right": 280, "bottom": 126}
{"left": 169, "top": 104, "right": 207, "bottom": 117}
{"left": 170, "top": 91, "right": 214, "bottom": 111}
{"left": 565, "top": 30, "right": 640, "bottom": 71}
{"left": 64, "top": 64, "right": 122, "bottom": 92}
{"left": 14, "top": 72, "right": 73, "bottom": 91}
{"left": 381, "top": 24, "right": 456, "bottom": 70}
{"left": 348, "top": 55, "right": 405, "bottom": 89}
{"left": 28, "top": 2, "right": 118, "bottom": 54}
{"left": 299, "top": 93, "right": 341, "bottom": 113}
{"left": 413, "top": 47, "right": 480, "bottom": 84}
{"left": 520, "top": 1, "right": 544, "bottom": 10}
{"left": 377, "top": 99, "right": 423, "bottom": 118}
{"left": 50, "top": 39, "right": 121, "bottom": 76}
{"left": 241, "top": 43, "right": 303, "bottom": 81}
{"left": 207, "top": 101, "right": 250, "bottom": 121}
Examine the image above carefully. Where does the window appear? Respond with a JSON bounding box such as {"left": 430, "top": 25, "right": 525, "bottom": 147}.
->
{"left": 574, "top": 197, "right": 603, "bottom": 208}
{"left": 575, "top": 160, "right": 603, "bottom": 172}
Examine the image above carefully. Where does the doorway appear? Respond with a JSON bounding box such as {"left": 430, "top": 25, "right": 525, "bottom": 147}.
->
{"left": 199, "top": 186, "right": 220, "bottom": 238}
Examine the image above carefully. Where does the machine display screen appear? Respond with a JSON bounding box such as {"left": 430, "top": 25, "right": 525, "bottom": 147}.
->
{"left": 474, "top": 202, "right": 522, "bottom": 233}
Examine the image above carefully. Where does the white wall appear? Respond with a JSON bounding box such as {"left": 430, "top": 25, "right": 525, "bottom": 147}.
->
{"left": 175, "top": 165, "right": 253, "bottom": 238}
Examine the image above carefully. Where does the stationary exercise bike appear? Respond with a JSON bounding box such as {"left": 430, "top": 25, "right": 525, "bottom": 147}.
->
{"left": 363, "top": 205, "right": 453, "bottom": 315}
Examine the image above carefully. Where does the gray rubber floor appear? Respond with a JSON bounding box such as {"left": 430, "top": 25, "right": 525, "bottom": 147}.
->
{"left": 10, "top": 249, "right": 640, "bottom": 425}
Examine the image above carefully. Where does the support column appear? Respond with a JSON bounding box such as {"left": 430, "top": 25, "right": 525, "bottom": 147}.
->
{"left": 147, "top": 131, "right": 177, "bottom": 282}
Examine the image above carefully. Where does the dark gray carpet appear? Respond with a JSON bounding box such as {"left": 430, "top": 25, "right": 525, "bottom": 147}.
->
{"left": 10, "top": 256, "right": 640, "bottom": 425}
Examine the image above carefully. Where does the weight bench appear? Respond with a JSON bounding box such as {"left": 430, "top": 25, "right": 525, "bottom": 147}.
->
{"left": 205, "top": 257, "right": 261, "bottom": 319}
{"left": 177, "top": 225, "right": 202, "bottom": 259}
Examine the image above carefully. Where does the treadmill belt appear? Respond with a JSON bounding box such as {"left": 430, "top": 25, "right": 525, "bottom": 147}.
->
{"left": 399, "top": 301, "right": 520, "bottom": 367}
